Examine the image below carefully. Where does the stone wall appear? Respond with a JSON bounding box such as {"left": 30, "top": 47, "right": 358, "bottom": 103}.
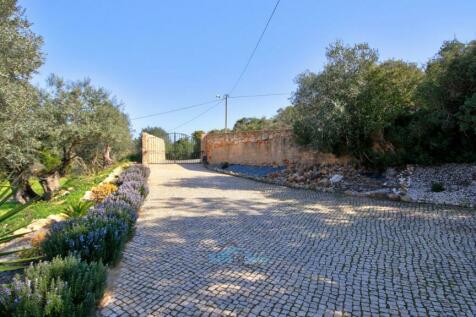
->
{"left": 202, "top": 129, "right": 347, "bottom": 166}
{"left": 142, "top": 132, "right": 166, "bottom": 164}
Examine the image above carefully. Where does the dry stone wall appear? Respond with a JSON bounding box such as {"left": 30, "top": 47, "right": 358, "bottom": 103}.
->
{"left": 202, "top": 129, "right": 347, "bottom": 166}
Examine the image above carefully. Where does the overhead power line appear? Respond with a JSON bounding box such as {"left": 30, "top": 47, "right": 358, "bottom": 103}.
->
{"left": 229, "top": 93, "right": 288, "bottom": 99}
{"left": 169, "top": 92, "right": 288, "bottom": 131}
{"left": 172, "top": 100, "right": 223, "bottom": 131}
{"left": 131, "top": 99, "right": 218, "bottom": 120}
{"left": 228, "top": 0, "right": 281, "bottom": 95}
{"left": 131, "top": 93, "right": 287, "bottom": 121}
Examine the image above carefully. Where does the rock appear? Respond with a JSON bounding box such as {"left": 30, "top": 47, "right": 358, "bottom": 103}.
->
{"left": 330, "top": 174, "right": 344, "bottom": 184}
{"left": 26, "top": 218, "right": 53, "bottom": 232}
{"left": 317, "top": 178, "right": 331, "bottom": 187}
{"left": 296, "top": 176, "right": 305, "bottom": 183}
{"left": 387, "top": 193, "right": 401, "bottom": 201}
{"left": 13, "top": 228, "right": 33, "bottom": 235}
{"left": 13, "top": 213, "right": 69, "bottom": 236}
{"left": 47, "top": 213, "right": 69, "bottom": 223}
{"left": 385, "top": 167, "right": 398, "bottom": 178}
{"left": 82, "top": 191, "right": 93, "bottom": 201}
{"left": 400, "top": 194, "right": 413, "bottom": 202}
{"left": 364, "top": 189, "right": 390, "bottom": 200}
{"left": 448, "top": 185, "right": 459, "bottom": 192}
{"left": 58, "top": 190, "right": 70, "bottom": 197}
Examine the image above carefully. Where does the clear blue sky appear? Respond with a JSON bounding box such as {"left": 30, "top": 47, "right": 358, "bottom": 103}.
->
{"left": 22, "top": 0, "right": 476, "bottom": 136}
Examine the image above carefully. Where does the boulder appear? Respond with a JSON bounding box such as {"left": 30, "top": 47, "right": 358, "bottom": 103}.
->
{"left": 363, "top": 189, "right": 391, "bottom": 200}
{"left": 26, "top": 218, "right": 52, "bottom": 232}
{"left": 82, "top": 190, "right": 93, "bottom": 201}
{"left": 317, "top": 178, "right": 331, "bottom": 187}
{"left": 385, "top": 167, "right": 398, "bottom": 178}
{"left": 47, "top": 213, "right": 69, "bottom": 223}
{"left": 330, "top": 174, "right": 344, "bottom": 184}
{"left": 387, "top": 193, "right": 401, "bottom": 201}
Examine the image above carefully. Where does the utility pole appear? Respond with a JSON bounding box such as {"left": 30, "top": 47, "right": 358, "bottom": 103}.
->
{"left": 224, "top": 94, "right": 229, "bottom": 131}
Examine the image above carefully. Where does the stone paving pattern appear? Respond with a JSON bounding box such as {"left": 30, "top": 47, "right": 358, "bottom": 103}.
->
{"left": 100, "top": 164, "right": 476, "bottom": 316}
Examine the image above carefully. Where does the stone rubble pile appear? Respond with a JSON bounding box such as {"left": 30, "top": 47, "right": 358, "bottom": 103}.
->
{"left": 404, "top": 164, "right": 476, "bottom": 207}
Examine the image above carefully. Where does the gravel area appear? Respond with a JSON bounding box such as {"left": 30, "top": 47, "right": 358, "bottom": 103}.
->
{"left": 406, "top": 164, "right": 476, "bottom": 207}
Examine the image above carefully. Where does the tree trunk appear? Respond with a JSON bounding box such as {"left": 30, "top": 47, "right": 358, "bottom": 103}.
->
{"left": 103, "top": 144, "right": 113, "bottom": 166}
{"left": 39, "top": 171, "right": 61, "bottom": 201}
{"left": 10, "top": 175, "right": 39, "bottom": 204}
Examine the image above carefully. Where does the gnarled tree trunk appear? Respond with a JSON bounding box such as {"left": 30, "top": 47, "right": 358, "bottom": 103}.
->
{"left": 9, "top": 174, "right": 40, "bottom": 204}
{"left": 38, "top": 171, "right": 61, "bottom": 200}
{"left": 103, "top": 144, "right": 113, "bottom": 166}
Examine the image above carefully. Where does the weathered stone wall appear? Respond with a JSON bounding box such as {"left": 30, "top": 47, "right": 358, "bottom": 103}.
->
{"left": 142, "top": 132, "right": 166, "bottom": 164}
{"left": 202, "top": 129, "right": 347, "bottom": 166}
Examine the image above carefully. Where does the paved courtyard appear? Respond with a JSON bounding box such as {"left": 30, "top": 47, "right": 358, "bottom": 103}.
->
{"left": 101, "top": 164, "right": 476, "bottom": 316}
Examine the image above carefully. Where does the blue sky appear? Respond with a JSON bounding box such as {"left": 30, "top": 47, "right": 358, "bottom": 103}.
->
{"left": 22, "top": 0, "right": 476, "bottom": 136}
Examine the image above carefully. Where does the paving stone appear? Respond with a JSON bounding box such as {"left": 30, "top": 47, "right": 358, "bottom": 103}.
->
{"left": 100, "top": 164, "right": 476, "bottom": 316}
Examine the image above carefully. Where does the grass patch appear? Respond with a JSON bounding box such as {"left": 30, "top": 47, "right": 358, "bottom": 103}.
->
{"left": 0, "top": 165, "right": 119, "bottom": 234}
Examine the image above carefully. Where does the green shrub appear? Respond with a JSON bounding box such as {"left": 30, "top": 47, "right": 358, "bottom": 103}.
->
{"left": 431, "top": 182, "right": 445, "bottom": 192}
{"left": 221, "top": 162, "right": 229, "bottom": 169}
{"left": 41, "top": 213, "right": 129, "bottom": 265}
{"left": 0, "top": 256, "right": 107, "bottom": 317}
{"left": 64, "top": 201, "right": 94, "bottom": 218}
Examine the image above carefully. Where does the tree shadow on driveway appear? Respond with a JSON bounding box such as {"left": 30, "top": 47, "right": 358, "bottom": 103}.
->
{"left": 104, "top": 167, "right": 476, "bottom": 316}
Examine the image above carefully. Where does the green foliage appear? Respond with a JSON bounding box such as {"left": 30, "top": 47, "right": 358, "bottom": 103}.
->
{"left": 191, "top": 130, "right": 205, "bottom": 156}
{"left": 232, "top": 107, "right": 297, "bottom": 132}
{"left": 40, "top": 212, "right": 129, "bottom": 265}
{"left": 291, "top": 39, "right": 476, "bottom": 166}
{"left": 40, "top": 75, "right": 133, "bottom": 175}
{"left": 0, "top": 2, "right": 132, "bottom": 203}
{"left": 142, "top": 126, "right": 168, "bottom": 140}
{"left": 382, "top": 39, "right": 476, "bottom": 165}
{"left": 292, "top": 41, "right": 379, "bottom": 157}
{"left": 0, "top": 0, "right": 44, "bottom": 187}
{"left": 0, "top": 165, "right": 117, "bottom": 239}
{"left": 274, "top": 106, "right": 298, "bottom": 127}
{"left": 0, "top": 179, "right": 42, "bottom": 272}
{"left": 64, "top": 201, "right": 93, "bottom": 218}
{"left": 0, "top": 256, "right": 107, "bottom": 317}
{"left": 39, "top": 150, "right": 62, "bottom": 173}
{"left": 431, "top": 182, "right": 445, "bottom": 192}
{"left": 233, "top": 117, "right": 274, "bottom": 131}
{"left": 172, "top": 138, "right": 193, "bottom": 160}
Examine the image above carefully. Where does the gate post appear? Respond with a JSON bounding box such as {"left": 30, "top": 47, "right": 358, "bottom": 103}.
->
{"left": 141, "top": 132, "right": 148, "bottom": 164}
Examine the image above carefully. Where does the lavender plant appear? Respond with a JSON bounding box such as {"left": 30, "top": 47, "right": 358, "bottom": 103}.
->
{"left": 41, "top": 213, "right": 129, "bottom": 265}
{"left": 0, "top": 256, "right": 106, "bottom": 317}
{"left": 40, "top": 165, "right": 149, "bottom": 265}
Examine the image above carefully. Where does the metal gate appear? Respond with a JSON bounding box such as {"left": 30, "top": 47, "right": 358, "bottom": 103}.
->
{"left": 162, "top": 132, "right": 201, "bottom": 163}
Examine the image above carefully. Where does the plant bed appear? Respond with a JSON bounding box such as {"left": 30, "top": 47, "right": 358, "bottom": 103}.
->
{"left": 0, "top": 164, "right": 150, "bottom": 316}
{"left": 0, "top": 165, "right": 121, "bottom": 237}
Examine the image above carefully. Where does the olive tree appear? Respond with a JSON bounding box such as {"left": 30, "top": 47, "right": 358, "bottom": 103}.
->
{"left": 292, "top": 41, "right": 423, "bottom": 164}
{"left": 0, "top": 0, "right": 44, "bottom": 203}
{"left": 37, "top": 75, "right": 132, "bottom": 199}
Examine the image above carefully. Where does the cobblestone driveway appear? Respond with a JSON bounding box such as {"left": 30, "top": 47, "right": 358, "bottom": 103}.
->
{"left": 100, "top": 164, "right": 476, "bottom": 317}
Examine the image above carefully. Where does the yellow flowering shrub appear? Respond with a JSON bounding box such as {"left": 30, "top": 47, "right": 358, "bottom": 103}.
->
{"left": 91, "top": 183, "right": 118, "bottom": 202}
